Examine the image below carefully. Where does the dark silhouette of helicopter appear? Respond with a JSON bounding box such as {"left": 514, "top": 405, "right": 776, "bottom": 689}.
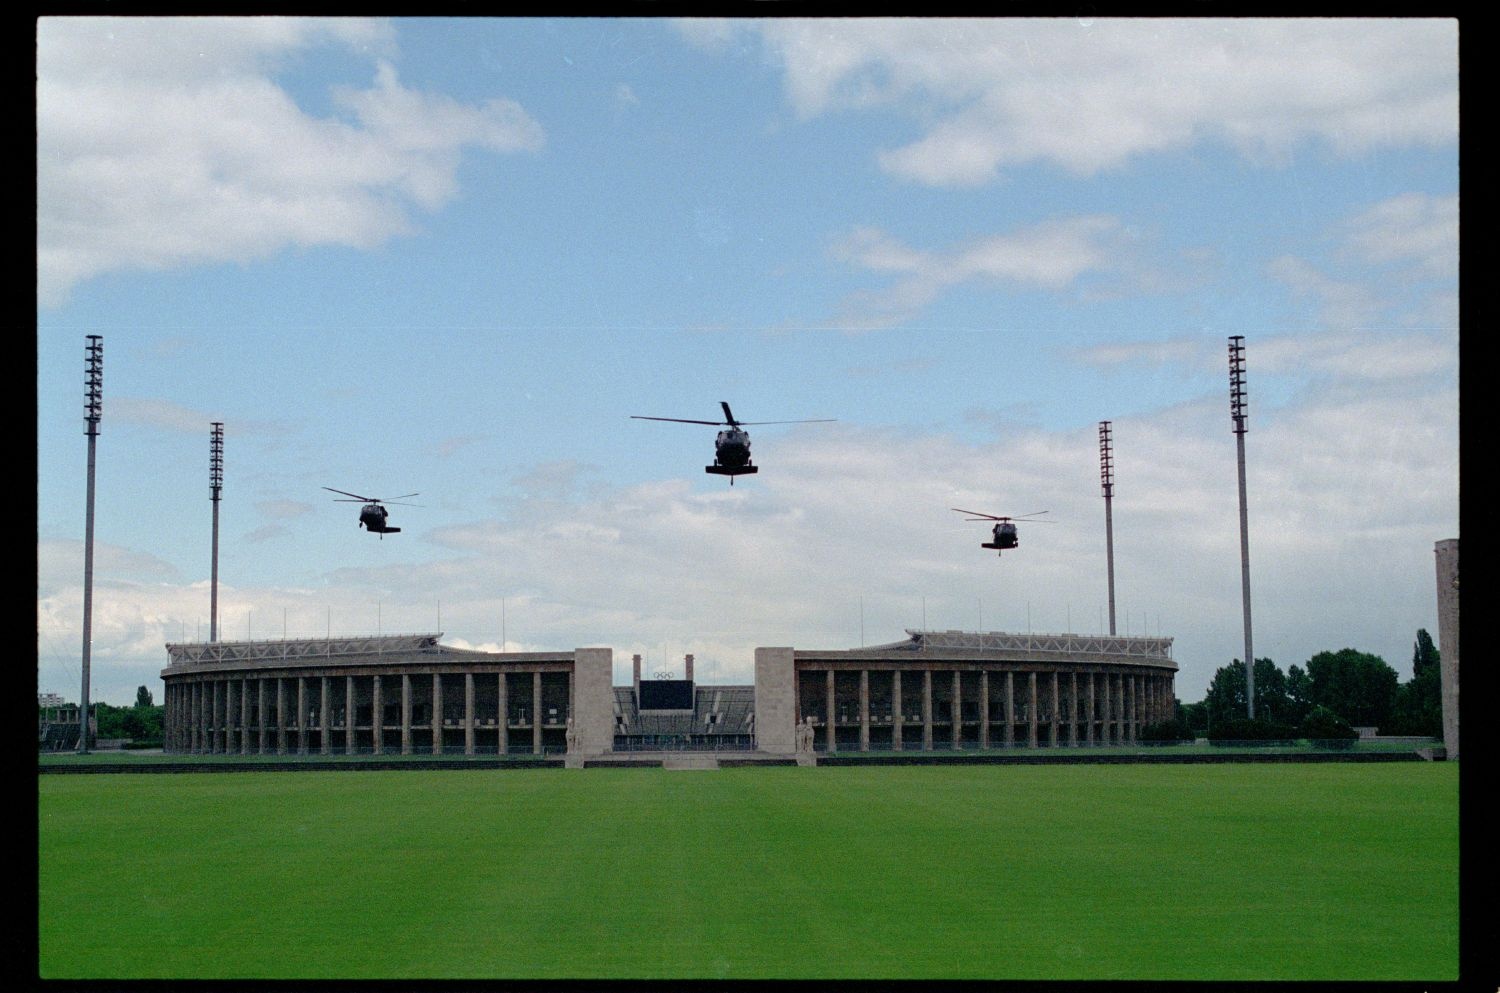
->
{"left": 323, "top": 487, "right": 420, "bottom": 538}
{"left": 952, "top": 509, "right": 1053, "bottom": 555}
{"left": 631, "top": 402, "right": 835, "bottom": 484}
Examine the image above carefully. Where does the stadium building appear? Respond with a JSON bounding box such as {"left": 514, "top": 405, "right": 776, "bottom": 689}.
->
{"left": 160, "top": 629, "right": 1177, "bottom": 756}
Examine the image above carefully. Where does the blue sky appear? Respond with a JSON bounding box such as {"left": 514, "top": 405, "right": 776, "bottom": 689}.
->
{"left": 37, "top": 17, "right": 1458, "bottom": 706}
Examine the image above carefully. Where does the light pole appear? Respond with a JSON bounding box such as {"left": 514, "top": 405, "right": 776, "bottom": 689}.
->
{"left": 1229, "top": 335, "right": 1255, "bottom": 719}
{"left": 1099, "top": 420, "right": 1116, "bottom": 636}
{"left": 210, "top": 422, "right": 223, "bottom": 642}
{"left": 78, "top": 335, "right": 103, "bottom": 753}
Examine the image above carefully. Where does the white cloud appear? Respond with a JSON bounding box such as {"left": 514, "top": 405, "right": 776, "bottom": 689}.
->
{"left": 36, "top": 17, "right": 545, "bottom": 306}
{"left": 827, "top": 216, "right": 1129, "bottom": 329}
{"left": 1266, "top": 191, "right": 1460, "bottom": 332}
{"left": 1265, "top": 255, "right": 1387, "bottom": 332}
{"left": 1341, "top": 193, "right": 1458, "bottom": 279}
{"left": 681, "top": 19, "right": 1457, "bottom": 186}
{"left": 38, "top": 351, "right": 1458, "bottom": 705}
{"left": 255, "top": 499, "right": 314, "bottom": 520}
{"left": 108, "top": 396, "right": 220, "bottom": 433}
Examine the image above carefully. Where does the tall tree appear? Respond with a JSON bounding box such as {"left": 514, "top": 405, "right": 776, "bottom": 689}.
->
{"left": 1393, "top": 629, "right": 1442, "bottom": 736}
{"left": 135, "top": 685, "right": 153, "bottom": 708}
{"left": 1304, "top": 649, "right": 1399, "bottom": 729}
{"left": 1412, "top": 629, "right": 1440, "bottom": 680}
{"left": 1286, "top": 664, "right": 1313, "bottom": 726}
{"left": 1203, "top": 658, "right": 1292, "bottom": 727}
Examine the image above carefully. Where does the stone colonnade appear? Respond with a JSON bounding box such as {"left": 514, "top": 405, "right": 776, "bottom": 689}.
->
{"left": 797, "top": 665, "right": 1175, "bottom": 751}
{"left": 163, "top": 666, "right": 576, "bottom": 756}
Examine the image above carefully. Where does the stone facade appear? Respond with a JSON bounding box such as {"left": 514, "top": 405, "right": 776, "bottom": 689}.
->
{"left": 1435, "top": 538, "right": 1458, "bottom": 759}
{"left": 162, "top": 629, "right": 1178, "bottom": 759}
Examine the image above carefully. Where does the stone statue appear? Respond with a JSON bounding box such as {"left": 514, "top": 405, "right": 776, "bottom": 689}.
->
{"left": 565, "top": 717, "right": 579, "bottom": 753}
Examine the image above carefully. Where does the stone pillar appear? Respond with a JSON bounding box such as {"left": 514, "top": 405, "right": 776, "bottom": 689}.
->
{"left": 297, "top": 677, "right": 308, "bottom": 755}
{"left": 685, "top": 653, "right": 694, "bottom": 681}
{"left": 211, "top": 681, "right": 221, "bottom": 753}
{"left": 278, "top": 678, "right": 289, "bottom": 754}
{"left": 343, "top": 676, "right": 354, "bottom": 755}
{"left": 1103, "top": 673, "right": 1113, "bottom": 744}
{"left": 632, "top": 654, "right": 641, "bottom": 701}
{"left": 892, "top": 670, "right": 903, "bottom": 751}
{"left": 979, "top": 670, "right": 990, "bottom": 749}
{"left": 921, "top": 670, "right": 933, "bottom": 750}
{"left": 1069, "top": 672, "right": 1078, "bottom": 746}
{"left": 258, "top": 679, "right": 268, "bottom": 754}
{"left": 532, "top": 670, "right": 543, "bottom": 755}
{"left": 497, "top": 671, "right": 508, "bottom": 755}
{"left": 1028, "top": 672, "right": 1038, "bottom": 748}
{"left": 1435, "top": 538, "right": 1459, "bottom": 758}
{"left": 241, "top": 679, "right": 251, "bottom": 754}
{"left": 951, "top": 671, "right": 962, "bottom": 749}
{"left": 572, "top": 648, "right": 614, "bottom": 756}
{"left": 1116, "top": 678, "right": 1128, "bottom": 747}
{"left": 401, "top": 673, "right": 412, "bottom": 755}
{"left": 1120, "top": 674, "right": 1128, "bottom": 743}
{"left": 753, "top": 647, "right": 796, "bottom": 755}
{"left": 371, "top": 675, "right": 382, "bottom": 755}
{"left": 1086, "top": 673, "right": 1095, "bottom": 745}
{"left": 858, "top": 670, "right": 870, "bottom": 752}
{"left": 1049, "top": 672, "right": 1059, "bottom": 747}
{"left": 1004, "top": 671, "right": 1015, "bottom": 747}
{"left": 190, "top": 682, "right": 200, "bottom": 752}
{"left": 320, "top": 676, "right": 330, "bottom": 755}
{"left": 433, "top": 673, "right": 444, "bottom": 756}
{"left": 464, "top": 672, "right": 476, "bottom": 755}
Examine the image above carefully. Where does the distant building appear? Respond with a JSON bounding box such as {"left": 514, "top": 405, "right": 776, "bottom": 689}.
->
{"left": 160, "top": 628, "right": 1177, "bottom": 757}
{"left": 38, "top": 692, "right": 66, "bottom": 708}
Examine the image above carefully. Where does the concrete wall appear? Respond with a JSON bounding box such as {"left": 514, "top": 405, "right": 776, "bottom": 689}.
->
{"left": 1435, "top": 539, "right": 1458, "bottom": 758}
{"left": 572, "top": 647, "right": 614, "bottom": 755}
{"left": 754, "top": 647, "right": 796, "bottom": 754}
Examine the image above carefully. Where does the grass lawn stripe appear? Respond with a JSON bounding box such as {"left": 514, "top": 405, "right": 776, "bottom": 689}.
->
{"left": 38, "top": 763, "right": 1456, "bottom": 979}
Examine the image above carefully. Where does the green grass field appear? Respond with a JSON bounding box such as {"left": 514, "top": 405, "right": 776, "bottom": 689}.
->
{"left": 37, "top": 764, "right": 1457, "bottom": 980}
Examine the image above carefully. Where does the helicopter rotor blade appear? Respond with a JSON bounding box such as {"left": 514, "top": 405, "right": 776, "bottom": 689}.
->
{"left": 385, "top": 493, "right": 420, "bottom": 502}
{"left": 324, "top": 487, "right": 373, "bottom": 501}
{"left": 736, "top": 419, "right": 838, "bottom": 426}
{"left": 721, "top": 401, "right": 738, "bottom": 426}
{"left": 631, "top": 416, "right": 725, "bottom": 426}
{"left": 951, "top": 508, "right": 1005, "bottom": 521}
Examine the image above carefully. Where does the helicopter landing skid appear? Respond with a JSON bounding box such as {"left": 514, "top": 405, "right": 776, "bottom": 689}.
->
{"left": 705, "top": 465, "right": 757, "bottom": 476}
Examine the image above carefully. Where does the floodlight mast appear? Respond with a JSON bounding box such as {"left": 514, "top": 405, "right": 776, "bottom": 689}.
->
{"left": 78, "top": 335, "right": 102, "bottom": 753}
{"left": 210, "top": 423, "right": 223, "bottom": 643}
{"left": 1100, "top": 421, "right": 1117, "bottom": 636}
{"left": 1229, "top": 335, "right": 1255, "bottom": 719}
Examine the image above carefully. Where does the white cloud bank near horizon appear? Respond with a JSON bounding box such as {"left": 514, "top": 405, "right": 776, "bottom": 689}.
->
{"left": 38, "top": 328, "right": 1456, "bottom": 706}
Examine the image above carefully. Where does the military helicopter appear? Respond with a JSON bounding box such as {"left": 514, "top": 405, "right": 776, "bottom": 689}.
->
{"left": 952, "top": 508, "right": 1053, "bottom": 555}
{"left": 323, "top": 487, "right": 420, "bottom": 538}
{"left": 631, "top": 402, "right": 835, "bottom": 484}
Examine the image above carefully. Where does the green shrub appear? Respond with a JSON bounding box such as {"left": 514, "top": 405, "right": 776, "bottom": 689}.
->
{"left": 1139, "top": 717, "right": 1194, "bottom": 743}
{"left": 1207, "top": 717, "right": 1298, "bottom": 745}
{"left": 1301, "top": 706, "right": 1358, "bottom": 749}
